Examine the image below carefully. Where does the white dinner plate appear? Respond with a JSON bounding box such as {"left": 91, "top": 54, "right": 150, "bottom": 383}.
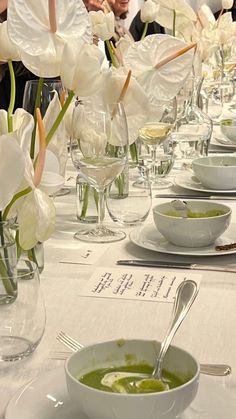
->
{"left": 174, "top": 171, "right": 236, "bottom": 194}
{"left": 5, "top": 367, "right": 236, "bottom": 419}
{"left": 130, "top": 223, "right": 236, "bottom": 257}
{"left": 211, "top": 126, "right": 236, "bottom": 149}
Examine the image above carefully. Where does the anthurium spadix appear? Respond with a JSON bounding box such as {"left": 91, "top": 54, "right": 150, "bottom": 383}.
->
{"left": 123, "top": 34, "right": 195, "bottom": 102}
{"left": 7, "top": 0, "right": 91, "bottom": 77}
{"left": 89, "top": 10, "right": 115, "bottom": 41}
{"left": 0, "top": 21, "right": 20, "bottom": 62}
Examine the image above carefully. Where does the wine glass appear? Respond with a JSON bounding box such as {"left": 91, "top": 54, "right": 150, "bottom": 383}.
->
{"left": 136, "top": 99, "right": 176, "bottom": 189}
{"left": 23, "top": 79, "right": 70, "bottom": 197}
{"left": 70, "top": 100, "right": 129, "bottom": 243}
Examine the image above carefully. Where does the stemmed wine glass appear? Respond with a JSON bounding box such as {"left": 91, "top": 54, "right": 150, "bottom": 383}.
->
{"left": 136, "top": 99, "right": 177, "bottom": 189}
{"left": 70, "top": 100, "right": 129, "bottom": 243}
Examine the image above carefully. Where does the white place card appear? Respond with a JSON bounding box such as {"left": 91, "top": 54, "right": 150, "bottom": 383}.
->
{"left": 79, "top": 267, "right": 202, "bottom": 303}
{"left": 60, "top": 245, "right": 109, "bottom": 265}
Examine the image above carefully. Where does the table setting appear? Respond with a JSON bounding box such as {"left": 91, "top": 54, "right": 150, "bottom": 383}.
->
{"left": 1, "top": 0, "right": 236, "bottom": 418}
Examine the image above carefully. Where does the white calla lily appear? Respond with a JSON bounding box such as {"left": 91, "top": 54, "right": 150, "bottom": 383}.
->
{"left": 7, "top": 0, "right": 91, "bottom": 77}
{"left": 17, "top": 188, "right": 56, "bottom": 250}
{"left": 60, "top": 39, "right": 105, "bottom": 97}
{"left": 89, "top": 10, "right": 115, "bottom": 41}
{"left": 0, "top": 134, "right": 25, "bottom": 211}
{"left": 0, "top": 21, "right": 20, "bottom": 61}
{"left": 123, "top": 34, "right": 194, "bottom": 102}
{"left": 141, "top": 0, "right": 160, "bottom": 23}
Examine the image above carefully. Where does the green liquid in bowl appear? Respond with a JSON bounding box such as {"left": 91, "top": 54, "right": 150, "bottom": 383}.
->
{"left": 163, "top": 209, "right": 226, "bottom": 218}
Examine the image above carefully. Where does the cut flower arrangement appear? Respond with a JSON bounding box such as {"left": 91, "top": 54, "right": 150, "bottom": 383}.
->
{"left": 2, "top": 0, "right": 233, "bottom": 294}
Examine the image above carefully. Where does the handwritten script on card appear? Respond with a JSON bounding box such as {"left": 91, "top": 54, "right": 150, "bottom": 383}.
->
{"left": 79, "top": 267, "right": 202, "bottom": 303}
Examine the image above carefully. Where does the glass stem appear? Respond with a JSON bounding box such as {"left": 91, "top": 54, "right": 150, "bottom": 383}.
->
{"left": 150, "top": 146, "right": 157, "bottom": 180}
{"left": 97, "top": 189, "right": 105, "bottom": 228}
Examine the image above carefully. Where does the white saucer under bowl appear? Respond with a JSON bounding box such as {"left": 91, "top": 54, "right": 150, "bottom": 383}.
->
{"left": 5, "top": 367, "right": 236, "bottom": 419}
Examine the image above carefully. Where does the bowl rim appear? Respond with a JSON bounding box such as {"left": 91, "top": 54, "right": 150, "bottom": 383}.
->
{"left": 192, "top": 155, "right": 236, "bottom": 168}
{"left": 65, "top": 338, "right": 200, "bottom": 397}
{"left": 152, "top": 201, "right": 232, "bottom": 220}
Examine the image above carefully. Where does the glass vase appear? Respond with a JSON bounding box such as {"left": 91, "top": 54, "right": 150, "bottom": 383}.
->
{"left": 173, "top": 76, "right": 213, "bottom": 170}
{"left": 0, "top": 221, "right": 17, "bottom": 305}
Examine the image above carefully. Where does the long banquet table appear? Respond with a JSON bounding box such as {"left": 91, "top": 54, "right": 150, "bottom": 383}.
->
{"left": 1, "top": 160, "right": 236, "bottom": 417}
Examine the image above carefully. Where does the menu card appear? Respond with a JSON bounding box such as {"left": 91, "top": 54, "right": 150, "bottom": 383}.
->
{"left": 79, "top": 267, "right": 202, "bottom": 303}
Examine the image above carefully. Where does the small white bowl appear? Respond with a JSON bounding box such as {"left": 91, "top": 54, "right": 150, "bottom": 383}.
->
{"left": 153, "top": 201, "right": 231, "bottom": 247}
{"left": 192, "top": 155, "right": 236, "bottom": 190}
{"left": 220, "top": 119, "right": 236, "bottom": 143}
{"left": 65, "top": 339, "right": 199, "bottom": 419}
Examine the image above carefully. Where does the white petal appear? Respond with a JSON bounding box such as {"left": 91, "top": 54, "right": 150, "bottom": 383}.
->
{"left": 89, "top": 10, "right": 115, "bottom": 41}
{"left": 0, "top": 110, "right": 8, "bottom": 135}
{"left": 156, "top": 0, "right": 196, "bottom": 21}
{"left": 0, "top": 135, "right": 25, "bottom": 210}
{"left": 123, "top": 34, "right": 194, "bottom": 102}
{"left": 0, "top": 21, "right": 20, "bottom": 61}
{"left": 17, "top": 189, "right": 56, "bottom": 250}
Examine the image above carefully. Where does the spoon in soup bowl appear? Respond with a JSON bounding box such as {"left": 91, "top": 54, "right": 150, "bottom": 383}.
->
{"left": 102, "top": 280, "right": 198, "bottom": 392}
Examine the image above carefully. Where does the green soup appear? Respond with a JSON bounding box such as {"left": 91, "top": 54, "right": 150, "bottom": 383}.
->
{"left": 164, "top": 209, "right": 226, "bottom": 218}
{"left": 78, "top": 364, "right": 187, "bottom": 394}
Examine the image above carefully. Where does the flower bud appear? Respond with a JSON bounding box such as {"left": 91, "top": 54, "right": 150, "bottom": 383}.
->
{"left": 222, "top": 0, "right": 233, "bottom": 9}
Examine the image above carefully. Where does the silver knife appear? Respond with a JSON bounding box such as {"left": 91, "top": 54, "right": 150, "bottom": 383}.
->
{"left": 154, "top": 194, "right": 236, "bottom": 200}
{"left": 116, "top": 260, "right": 236, "bottom": 273}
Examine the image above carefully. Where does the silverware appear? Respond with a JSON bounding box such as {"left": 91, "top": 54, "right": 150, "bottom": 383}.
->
{"left": 116, "top": 260, "right": 236, "bottom": 273}
{"left": 154, "top": 194, "right": 236, "bottom": 200}
{"left": 54, "top": 332, "right": 231, "bottom": 377}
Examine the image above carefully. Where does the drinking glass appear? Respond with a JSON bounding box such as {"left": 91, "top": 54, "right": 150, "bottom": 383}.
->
{"left": 23, "top": 79, "right": 70, "bottom": 196}
{"left": 70, "top": 100, "right": 129, "bottom": 243}
{"left": 106, "top": 164, "right": 152, "bottom": 226}
{"left": 136, "top": 99, "right": 176, "bottom": 189}
{"left": 0, "top": 259, "right": 46, "bottom": 362}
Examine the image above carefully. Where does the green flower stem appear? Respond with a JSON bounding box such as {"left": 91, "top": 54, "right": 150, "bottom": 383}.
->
{"left": 0, "top": 255, "right": 15, "bottom": 296}
{"left": 2, "top": 186, "right": 31, "bottom": 221}
{"left": 129, "top": 143, "right": 138, "bottom": 163}
{"left": 141, "top": 22, "right": 149, "bottom": 40}
{"left": 31, "top": 77, "right": 44, "bottom": 159}
{"left": 81, "top": 184, "right": 90, "bottom": 219}
{"left": 7, "top": 60, "right": 16, "bottom": 133}
{"left": 46, "top": 90, "right": 74, "bottom": 146}
{"left": 105, "top": 40, "right": 118, "bottom": 68}
{"left": 0, "top": 212, "right": 16, "bottom": 296}
{"left": 172, "top": 10, "right": 176, "bottom": 37}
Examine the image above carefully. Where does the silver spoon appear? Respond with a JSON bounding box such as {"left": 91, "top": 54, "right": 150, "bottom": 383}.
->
{"left": 102, "top": 280, "right": 198, "bottom": 391}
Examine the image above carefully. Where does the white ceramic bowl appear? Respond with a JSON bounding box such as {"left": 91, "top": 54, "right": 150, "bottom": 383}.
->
{"left": 153, "top": 201, "right": 231, "bottom": 247}
{"left": 220, "top": 119, "right": 236, "bottom": 143}
{"left": 65, "top": 339, "right": 199, "bottom": 419}
{"left": 192, "top": 155, "right": 236, "bottom": 190}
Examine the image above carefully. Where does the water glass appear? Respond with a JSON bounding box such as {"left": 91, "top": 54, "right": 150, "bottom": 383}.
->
{"left": 170, "top": 131, "right": 209, "bottom": 170}
{"left": 0, "top": 259, "right": 46, "bottom": 362}
{"left": 106, "top": 165, "right": 152, "bottom": 226}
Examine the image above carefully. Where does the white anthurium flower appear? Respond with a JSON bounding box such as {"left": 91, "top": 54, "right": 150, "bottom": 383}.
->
{"left": 123, "top": 34, "right": 194, "bottom": 102}
{"left": 0, "top": 21, "right": 20, "bottom": 61}
{"left": 222, "top": 0, "right": 233, "bottom": 9}
{"left": 116, "top": 34, "right": 134, "bottom": 60}
{"left": 60, "top": 39, "right": 105, "bottom": 97}
{"left": 89, "top": 10, "right": 115, "bottom": 41}
{"left": 17, "top": 188, "right": 56, "bottom": 250}
{"left": 141, "top": 0, "right": 160, "bottom": 23}
{"left": 217, "top": 12, "right": 235, "bottom": 44}
{"left": 155, "top": 7, "right": 194, "bottom": 32}
{"left": 0, "top": 134, "right": 25, "bottom": 211}
{"left": 197, "top": 5, "right": 216, "bottom": 29}
{"left": 155, "top": 0, "right": 197, "bottom": 21}
{"left": 7, "top": 0, "right": 91, "bottom": 77}
{"left": 101, "top": 68, "right": 150, "bottom": 145}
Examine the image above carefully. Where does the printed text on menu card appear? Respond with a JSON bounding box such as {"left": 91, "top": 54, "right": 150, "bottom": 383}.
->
{"left": 80, "top": 267, "right": 202, "bottom": 303}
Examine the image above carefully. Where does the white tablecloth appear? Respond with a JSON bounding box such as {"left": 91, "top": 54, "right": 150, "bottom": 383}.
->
{"left": 1, "top": 164, "right": 236, "bottom": 417}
